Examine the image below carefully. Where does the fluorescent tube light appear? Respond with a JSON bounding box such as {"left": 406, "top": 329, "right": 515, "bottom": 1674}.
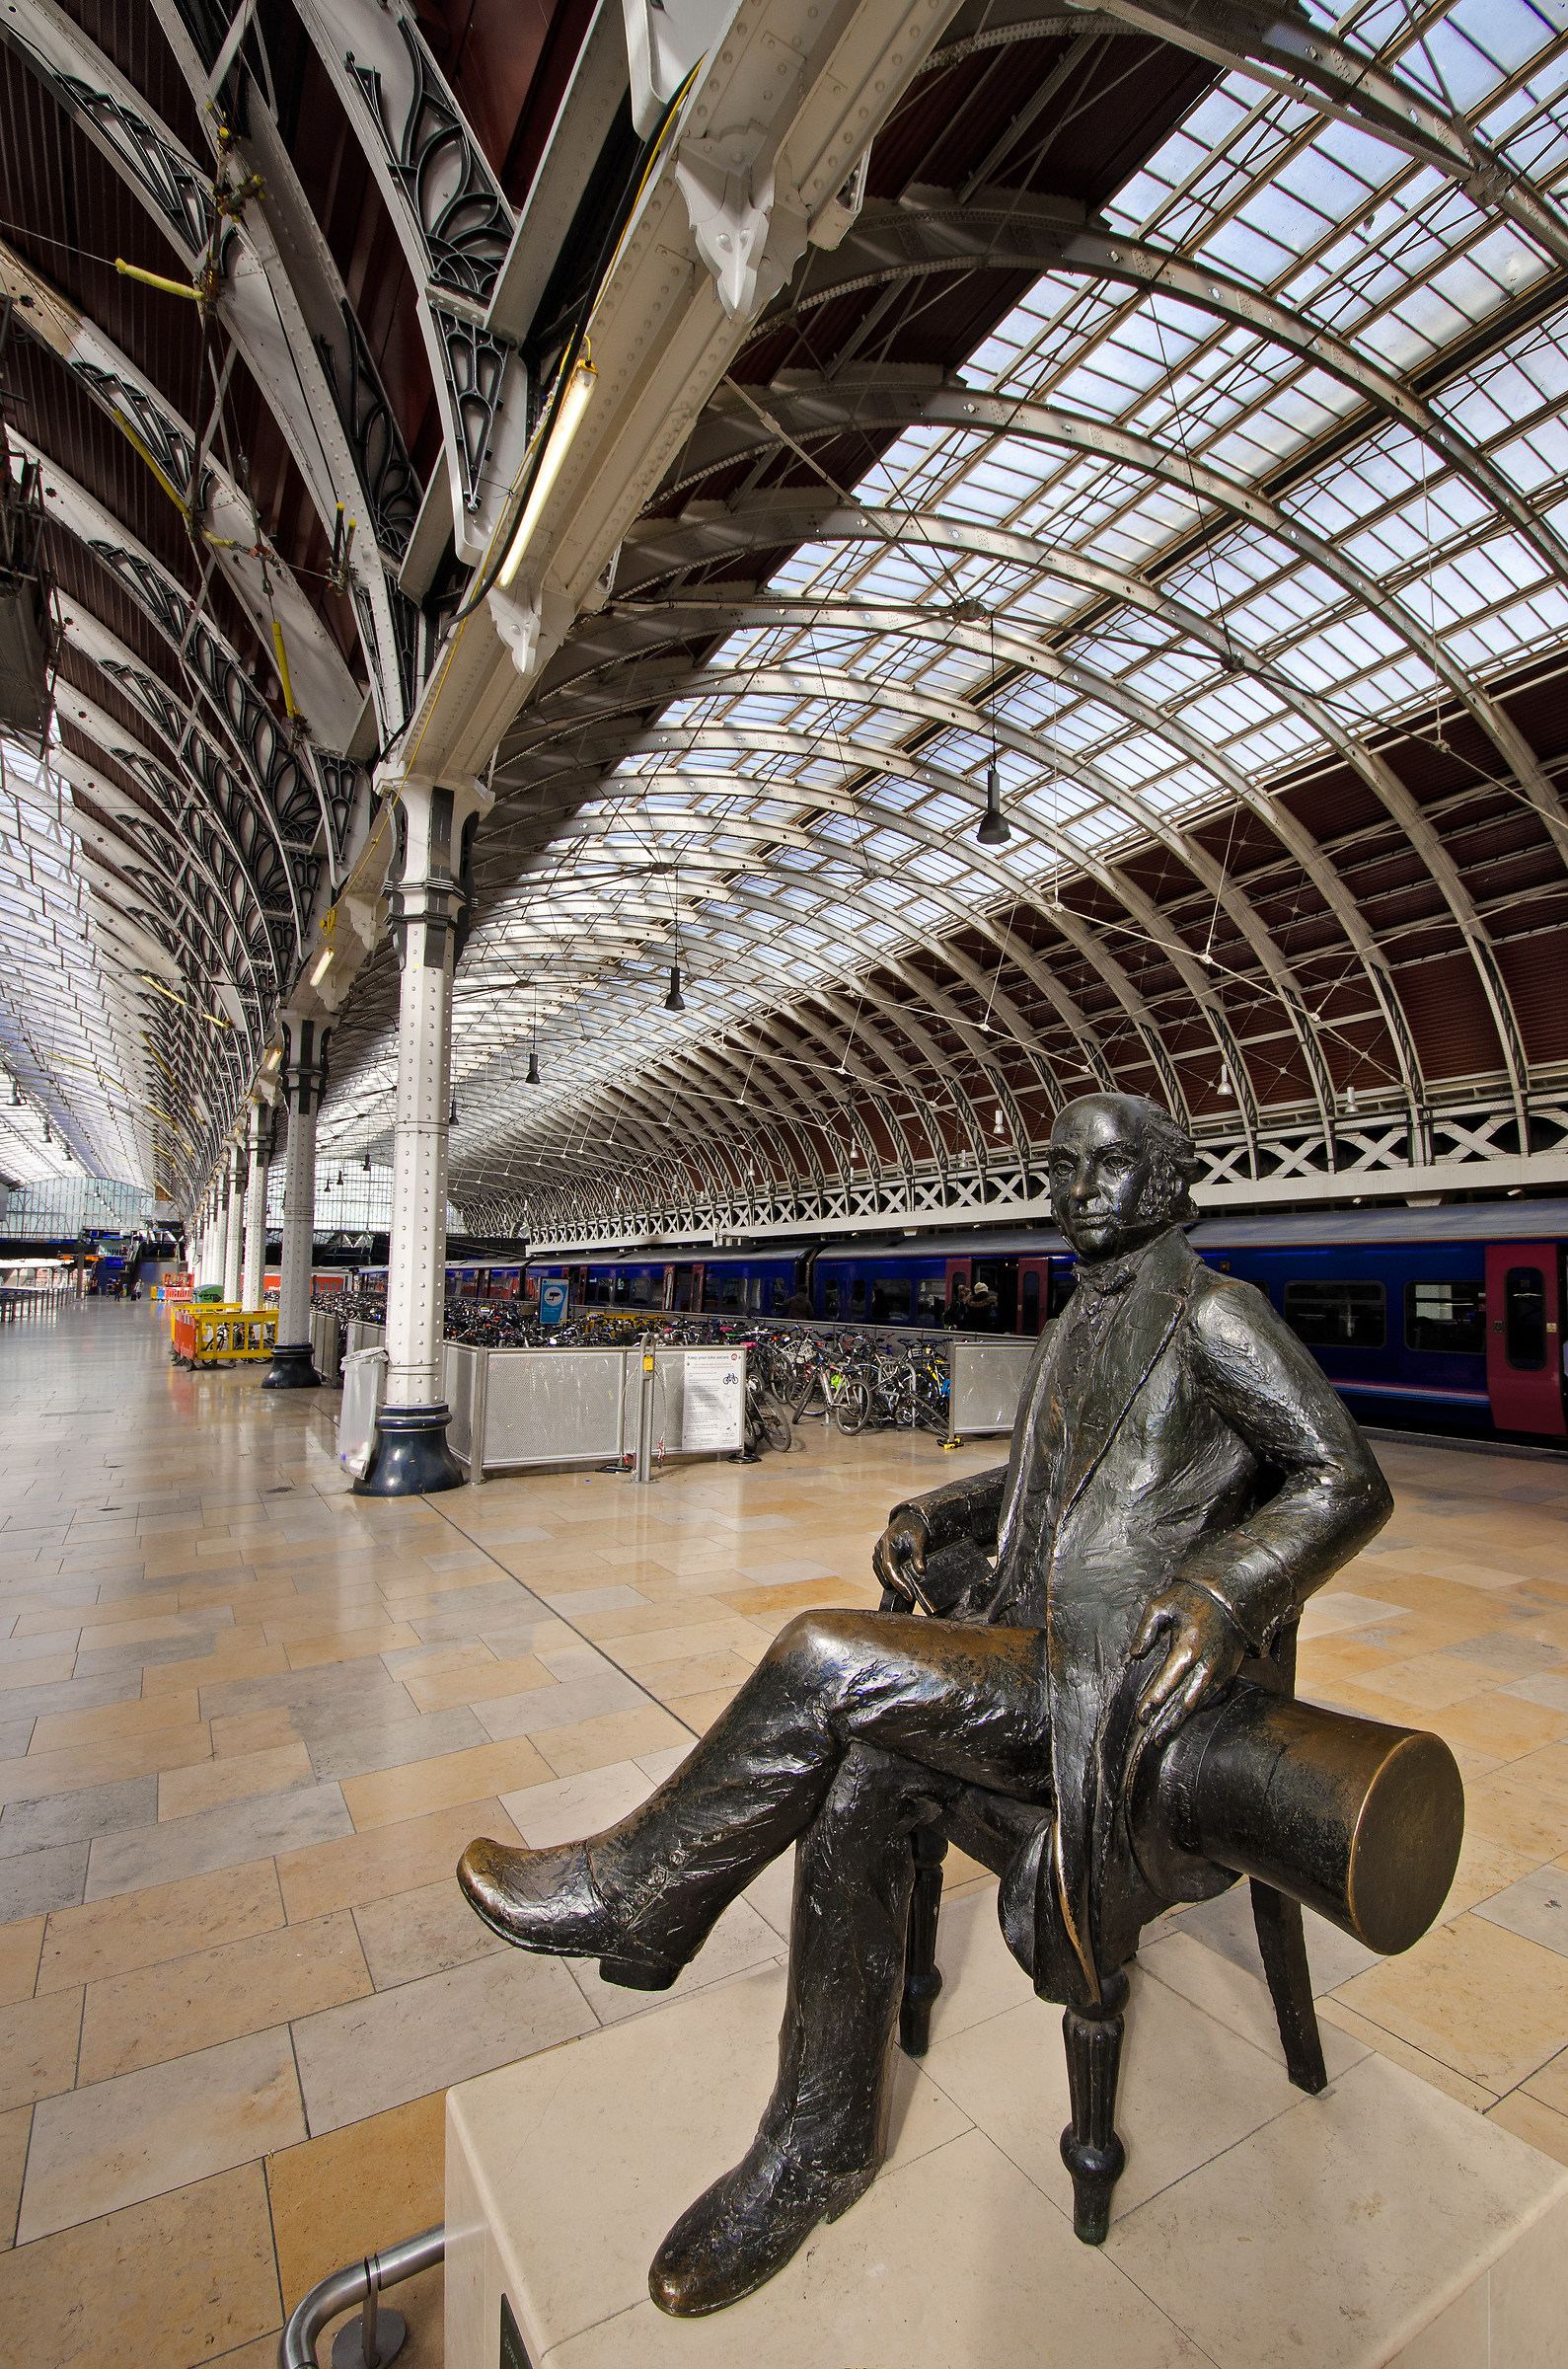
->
{"left": 497, "top": 359, "right": 598, "bottom": 589}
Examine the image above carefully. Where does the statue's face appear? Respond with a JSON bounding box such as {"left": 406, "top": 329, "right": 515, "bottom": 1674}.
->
{"left": 1047, "top": 1099, "right": 1163, "bottom": 1263}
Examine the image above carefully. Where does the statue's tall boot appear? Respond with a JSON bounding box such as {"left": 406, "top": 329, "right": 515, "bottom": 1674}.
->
{"left": 648, "top": 1744, "right": 943, "bottom": 2317}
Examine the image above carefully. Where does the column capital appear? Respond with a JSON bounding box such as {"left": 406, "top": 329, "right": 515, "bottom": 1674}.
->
{"left": 379, "top": 773, "right": 494, "bottom": 971}
{"left": 278, "top": 1011, "right": 333, "bottom": 1117}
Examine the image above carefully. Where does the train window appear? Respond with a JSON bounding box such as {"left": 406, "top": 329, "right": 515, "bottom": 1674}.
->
{"left": 1505, "top": 1268, "right": 1548, "bottom": 1371}
{"left": 748, "top": 1277, "right": 763, "bottom": 1312}
{"left": 823, "top": 1278, "right": 840, "bottom": 1316}
{"left": 872, "top": 1279, "right": 911, "bottom": 1322}
{"left": 1283, "top": 1280, "right": 1386, "bottom": 1348}
{"left": 630, "top": 1273, "right": 654, "bottom": 1305}
{"left": 1048, "top": 1267, "right": 1079, "bottom": 1318}
{"left": 851, "top": 1278, "right": 866, "bottom": 1315}
{"left": 720, "top": 1276, "right": 742, "bottom": 1309}
{"left": 1404, "top": 1282, "right": 1484, "bottom": 1354}
{"left": 1021, "top": 1271, "right": 1041, "bottom": 1336}
{"left": 917, "top": 1275, "right": 945, "bottom": 1323}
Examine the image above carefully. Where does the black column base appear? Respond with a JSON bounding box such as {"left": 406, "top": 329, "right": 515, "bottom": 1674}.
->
{"left": 354, "top": 1403, "right": 465, "bottom": 1496}
{"left": 261, "top": 1340, "right": 322, "bottom": 1391}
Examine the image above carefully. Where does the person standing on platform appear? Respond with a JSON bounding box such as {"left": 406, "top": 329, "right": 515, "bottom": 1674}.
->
{"left": 941, "top": 1277, "right": 970, "bottom": 1329}
{"left": 964, "top": 1281, "right": 999, "bottom": 1332}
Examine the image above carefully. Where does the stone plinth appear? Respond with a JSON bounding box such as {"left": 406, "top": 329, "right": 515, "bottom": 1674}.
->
{"left": 446, "top": 1892, "right": 1568, "bottom": 2368}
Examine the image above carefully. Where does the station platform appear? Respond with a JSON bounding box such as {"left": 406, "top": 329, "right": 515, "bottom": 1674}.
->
{"left": 3, "top": 1301, "right": 1568, "bottom": 2364}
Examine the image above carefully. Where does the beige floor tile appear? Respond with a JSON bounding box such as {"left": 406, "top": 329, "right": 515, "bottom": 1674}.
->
{"left": 0, "top": 1917, "right": 42, "bottom": 2007}
{"left": 280, "top": 1622, "right": 423, "bottom": 1671}
{"left": 657, "top": 1685, "right": 738, "bottom": 1733}
{"left": 274, "top": 1796, "right": 523, "bottom": 1922}
{"left": 1486, "top": 2086, "right": 1568, "bottom": 2165}
{"left": 0, "top": 1656, "right": 73, "bottom": 1693}
{"left": 643, "top": 1649, "right": 761, "bottom": 1701}
{"left": 535, "top": 1702, "right": 697, "bottom": 1778}
{"left": 264, "top": 2091, "right": 444, "bottom": 2329}
{"left": 0, "top": 1722, "right": 212, "bottom": 1804}
{"left": 30, "top": 1690, "right": 201, "bottom": 1753}
{"left": 0, "top": 1986, "right": 82, "bottom": 2109}
{"left": 292, "top": 1947, "right": 595, "bottom": 2135}
{"left": 78, "top": 1910, "right": 371, "bottom": 2083}
{"left": 0, "top": 2162, "right": 281, "bottom": 2364}
{"left": 13, "top": 1591, "right": 183, "bottom": 1636}
{"left": 1465, "top": 1769, "right": 1568, "bottom": 1860}
{"left": 1425, "top": 1690, "right": 1568, "bottom": 1762}
{"left": 350, "top": 1873, "right": 507, "bottom": 1989}
{"left": 158, "top": 1741, "right": 314, "bottom": 1822}
{"left": 208, "top": 1705, "right": 301, "bottom": 1758}
{"left": 1328, "top": 1910, "right": 1568, "bottom": 2091}
{"left": 338, "top": 1734, "right": 556, "bottom": 1831}
{"left": 1523, "top": 2040, "right": 1568, "bottom": 2117}
{"left": 0, "top": 2103, "right": 30, "bottom": 2251}
{"left": 405, "top": 1650, "right": 555, "bottom": 1713}
{"left": 37, "top": 1860, "right": 286, "bottom": 1993}
{"left": 19, "top": 2026, "right": 304, "bottom": 2241}
{"left": 143, "top": 1644, "right": 292, "bottom": 1695}
{"left": 609, "top": 1617, "right": 770, "bottom": 1670}
{"left": 1314, "top": 1996, "right": 1497, "bottom": 2108}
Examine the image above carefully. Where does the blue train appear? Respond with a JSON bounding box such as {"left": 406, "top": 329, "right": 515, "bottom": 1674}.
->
{"left": 525, "top": 1199, "right": 1568, "bottom": 1444}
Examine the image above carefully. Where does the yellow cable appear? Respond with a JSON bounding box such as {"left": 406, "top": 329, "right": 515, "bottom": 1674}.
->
{"left": 270, "top": 620, "right": 297, "bottom": 720}
{"left": 114, "top": 259, "right": 200, "bottom": 301}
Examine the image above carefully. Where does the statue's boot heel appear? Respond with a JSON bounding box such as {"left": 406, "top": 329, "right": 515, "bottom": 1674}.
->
{"left": 598, "top": 1952, "right": 681, "bottom": 1992}
{"left": 822, "top": 2162, "right": 877, "bottom": 2222}
{"left": 458, "top": 1838, "right": 685, "bottom": 1991}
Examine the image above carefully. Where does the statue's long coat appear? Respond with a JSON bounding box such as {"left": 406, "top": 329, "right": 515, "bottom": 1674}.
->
{"left": 899, "top": 1226, "right": 1391, "bottom": 2008}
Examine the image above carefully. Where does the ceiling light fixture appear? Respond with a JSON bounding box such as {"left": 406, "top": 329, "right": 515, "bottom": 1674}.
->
{"left": 310, "top": 948, "right": 335, "bottom": 986}
{"left": 977, "top": 613, "right": 1010, "bottom": 846}
{"left": 449, "top": 1095, "right": 459, "bottom": 1127}
{"left": 497, "top": 354, "right": 598, "bottom": 589}
{"left": 664, "top": 965, "right": 686, "bottom": 1013}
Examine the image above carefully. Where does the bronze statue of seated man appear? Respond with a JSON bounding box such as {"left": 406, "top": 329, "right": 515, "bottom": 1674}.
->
{"left": 458, "top": 1092, "right": 1403, "bottom": 2317}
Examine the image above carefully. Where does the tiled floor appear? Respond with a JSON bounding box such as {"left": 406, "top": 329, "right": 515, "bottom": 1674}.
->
{"left": 2, "top": 1304, "right": 1568, "bottom": 2364}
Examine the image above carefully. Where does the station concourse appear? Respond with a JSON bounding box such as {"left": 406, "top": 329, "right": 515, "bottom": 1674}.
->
{"left": 5, "top": 0, "right": 1568, "bottom": 2358}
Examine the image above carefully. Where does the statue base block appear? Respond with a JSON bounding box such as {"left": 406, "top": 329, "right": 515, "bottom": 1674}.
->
{"left": 447, "top": 1906, "right": 1568, "bottom": 2368}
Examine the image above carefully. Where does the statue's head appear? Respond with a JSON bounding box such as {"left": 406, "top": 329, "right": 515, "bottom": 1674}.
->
{"left": 1047, "top": 1094, "right": 1200, "bottom": 1264}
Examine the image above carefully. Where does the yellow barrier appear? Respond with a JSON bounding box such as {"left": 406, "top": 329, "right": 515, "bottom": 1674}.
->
{"left": 171, "top": 1306, "right": 277, "bottom": 1365}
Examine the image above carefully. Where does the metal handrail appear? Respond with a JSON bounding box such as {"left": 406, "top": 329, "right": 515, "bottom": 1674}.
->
{"left": 279, "top": 2224, "right": 444, "bottom": 2369}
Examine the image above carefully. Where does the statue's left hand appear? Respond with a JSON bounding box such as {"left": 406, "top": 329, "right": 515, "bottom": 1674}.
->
{"left": 1130, "top": 1581, "right": 1247, "bottom": 1752}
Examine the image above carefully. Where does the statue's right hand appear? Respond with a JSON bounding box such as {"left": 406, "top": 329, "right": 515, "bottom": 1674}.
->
{"left": 873, "top": 1507, "right": 930, "bottom": 1607}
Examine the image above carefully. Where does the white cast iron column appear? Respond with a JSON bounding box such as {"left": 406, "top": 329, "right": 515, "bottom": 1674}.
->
{"left": 242, "top": 1103, "right": 269, "bottom": 1310}
{"left": 356, "top": 771, "right": 490, "bottom": 1494}
{"left": 223, "top": 1148, "right": 245, "bottom": 1305}
{"left": 212, "top": 1180, "right": 230, "bottom": 1297}
{"left": 262, "top": 1015, "right": 330, "bottom": 1389}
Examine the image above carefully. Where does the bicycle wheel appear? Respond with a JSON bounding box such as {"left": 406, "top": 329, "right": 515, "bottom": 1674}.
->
{"left": 835, "top": 1381, "right": 870, "bottom": 1435}
{"left": 760, "top": 1394, "right": 792, "bottom": 1455}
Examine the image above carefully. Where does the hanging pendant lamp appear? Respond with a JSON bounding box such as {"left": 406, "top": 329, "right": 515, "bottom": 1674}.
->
{"left": 449, "top": 1095, "right": 459, "bottom": 1126}
{"left": 664, "top": 965, "right": 686, "bottom": 1013}
{"left": 526, "top": 1048, "right": 541, "bottom": 1086}
{"left": 977, "top": 762, "right": 1010, "bottom": 846}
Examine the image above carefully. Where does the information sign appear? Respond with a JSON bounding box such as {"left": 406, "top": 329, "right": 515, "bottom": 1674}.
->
{"left": 680, "top": 1347, "right": 745, "bottom": 1451}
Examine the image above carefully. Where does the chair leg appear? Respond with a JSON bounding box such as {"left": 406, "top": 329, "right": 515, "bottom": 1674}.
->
{"left": 1060, "top": 1967, "right": 1129, "bottom": 2246}
{"left": 1250, "top": 1878, "right": 1327, "bottom": 2096}
{"left": 899, "top": 1825, "right": 948, "bottom": 2056}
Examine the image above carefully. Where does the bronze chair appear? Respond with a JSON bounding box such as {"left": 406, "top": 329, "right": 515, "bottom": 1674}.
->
{"left": 878, "top": 1583, "right": 1464, "bottom": 2244}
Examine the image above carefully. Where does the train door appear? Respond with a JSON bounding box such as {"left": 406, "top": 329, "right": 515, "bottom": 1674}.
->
{"left": 690, "top": 1262, "right": 705, "bottom": 1314}
{"left": 1018, "top": 1255, "right": 1051, "bottom": 1337}
{"left": 1485, "top": 1243, "right": 1567, "bottom": 1437}
{"left": 972, "top": 1256, "right": 1018, "bottom": 1331}
{"left": 663, "top": 1265, "right": 676, "bottom": 1311}
{"left": 944, "top": 1258, "right": 970, "bottom": 1317}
